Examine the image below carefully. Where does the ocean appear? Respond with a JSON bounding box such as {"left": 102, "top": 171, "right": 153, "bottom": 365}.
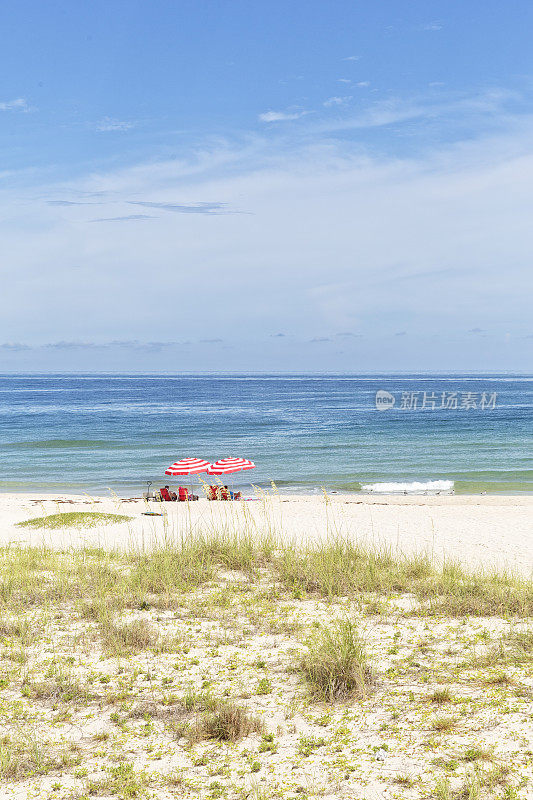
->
{"left": 0, "top": 374, "right": 531, "bottom": 496}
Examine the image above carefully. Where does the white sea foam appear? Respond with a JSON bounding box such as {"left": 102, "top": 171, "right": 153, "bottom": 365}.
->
{"left": 361, "top": 480, "right": 454, "bottom": 494}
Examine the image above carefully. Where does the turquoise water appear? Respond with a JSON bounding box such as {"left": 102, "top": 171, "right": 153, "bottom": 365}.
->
{"left": 0, "top": 374, "right": 531, "bottom": 495}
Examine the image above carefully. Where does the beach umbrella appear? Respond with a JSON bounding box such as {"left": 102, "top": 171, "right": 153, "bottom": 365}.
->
{"left": 164, "top": 458, "right": 210, "bottom": 499}
{"left": 165, "top": 458, "right": 211, "bottom": 476}
{"left": 207, "top": 458, "right": 256, "bottom": 497}
{"left": 207, "top": 458, "right": 256, "bottom": 475}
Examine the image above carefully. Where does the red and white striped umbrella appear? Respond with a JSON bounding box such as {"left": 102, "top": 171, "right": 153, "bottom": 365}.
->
{"left": 207, "top": 458, "right": 256, "bottom": 475}
{"left": 165, "top": 458, "right": 210, "bottom": 476}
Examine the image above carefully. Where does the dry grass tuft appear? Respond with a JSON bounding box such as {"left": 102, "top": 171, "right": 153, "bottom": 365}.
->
{"left": 100, "top": 618, "right": 159, "bottom": 655}
{"left": 430, "top": 688, "right": 453, "bottom": 704}
{"left": 189, "top": 702, "right": 263, "bottom": 742}
{"left": 298, "top": 619, "right": 374, "bottom": 701}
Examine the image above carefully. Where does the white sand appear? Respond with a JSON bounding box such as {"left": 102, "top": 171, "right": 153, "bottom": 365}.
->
{"left": 1, "top": 491, "right": 532, "bottom": 576}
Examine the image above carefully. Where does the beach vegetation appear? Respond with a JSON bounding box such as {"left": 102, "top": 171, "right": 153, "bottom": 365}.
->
{"left": 0, "top": 509, "right": 531, "bottom": 798}
{"left": 16, "top": 511, "right": 132, "bottom": 529}
{"left": 99, "top": 617, "right": 159, "bottom": 655}
{"left": 188, "top": 702, "right": 263, "bottom": 743}
{"left": 432, "top": 716, "right": 457, "bottom": 732}
{"left": 297, "top": 619, "right": 374, "bottom": 701}
{"left": 0, "top": 734, "right": 79, "bottom": 780}
{"left": 429, "top": 688, "right": 453, "bottom": 704}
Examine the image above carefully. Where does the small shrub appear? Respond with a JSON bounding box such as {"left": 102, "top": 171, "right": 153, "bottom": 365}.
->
{"left": 258, "top": 733, "right": 277, "bottom": 754}
{"left": 463, "top": 747, "right": 492, "bottom": 762}
{"left": 298, "top": 619, "right": 374, "bottom": 701}
{"left": 430, "top": 688, "right": 453, "bottom": 704}
{"left": 190, "top": 702, "right": 263, "bottom": 742}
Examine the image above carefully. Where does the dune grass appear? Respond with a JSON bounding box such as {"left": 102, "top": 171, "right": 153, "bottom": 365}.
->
{"left": 16, "top": 511, "right": 132, "bottom": 529}
{"left": 275, "top": 539, "right": 533, "bottom": 616}
{"left": 1, "top": 530, "right": 533, "bottom": 617}
{"left": 189, "top": 701, "right": 264, "bottom": 743}
{"left": 298, "top": 619, "right": 374, "bottom": 701}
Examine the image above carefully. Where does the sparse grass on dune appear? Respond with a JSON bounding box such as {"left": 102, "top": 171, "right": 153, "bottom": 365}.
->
{"left": 16, "top": 511, "right": 132, "bottom": 529}
{"left": 275, "top": 539, "right": 533, "bottom": 616}
{"left": 0, "top": 506, "right": 531, "bottom": 799}
{"left": 99, "top": 617, "right": 160, "bottom": 655}
{"left": 0, "top": 527, "right": 532, "bottom": 617}
{"left": 0, "top": 734, "right": 79, "bottom": 781}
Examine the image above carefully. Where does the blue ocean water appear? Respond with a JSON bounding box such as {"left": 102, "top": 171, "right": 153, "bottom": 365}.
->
{"left": 0, "top": 374, "right": 531, "bottom": 495}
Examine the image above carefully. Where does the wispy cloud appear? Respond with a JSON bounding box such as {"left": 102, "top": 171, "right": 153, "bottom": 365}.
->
{"left": 47, "top": 199, "right": 94, "bottom": 206}
{"left": 258, "top": 109, "right": 308, "bottom": 122}
{"left": 0, "top": 98, "right": 28, "bottom": 111}
{"left": 40, "top": 340, "right": 187, "bottom": 351}
{"left": 324, "top": 96, "right": 352, "bottom": 107}
{"left": 421, "top": 21, "right": 443, "bottom": 31}
{"left": 95, "top": 117, "right": 135, "bottom": 132}
{"left": 343, "top": 55, "right": 360, "bottom": 61}
{"left": 356, "top": 81, "right": 370, "bottom": 88}
{"left": 44, "top": 341, "right": 100, "bottom": 350}
{"left": 127, "top": 200, "right": 229, "bottom": 214}
{"left": 92, "top": 214, "right": 156, "bottom": 222}
{"left": 0, "top": 342, "right": 31, "bottom": 351}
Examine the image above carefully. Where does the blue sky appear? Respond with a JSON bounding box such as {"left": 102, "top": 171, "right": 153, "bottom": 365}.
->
{"left": 1, "top": 0, "right": 532, "bottom": 372}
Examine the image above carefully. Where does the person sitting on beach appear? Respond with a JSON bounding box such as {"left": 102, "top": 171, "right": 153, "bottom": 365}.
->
{"left": 160, "top": 486, "right": 177, "bottom": 501}
{"left": 178, "top": 486, "right": 199, "bottom": 501}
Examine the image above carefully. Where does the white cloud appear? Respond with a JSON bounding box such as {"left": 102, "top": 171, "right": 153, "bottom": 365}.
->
{"left": 0, "top": 98, "right": 28, "bottom": 111}
{"left": 323, "top": 96, "right": 352, "bottom": 107}
{"left": 343, "top": 55, "right": 360, "bottom": 61}
{"left": 337, "top": 78, "right": 351, "bottom": 84}
{"left": 356, "top": 81, "right": 370, "bottom": 88}
{"left": 258, "top": 110, "right": 307, "bottom": 122}
{"left": 95, "top": 117, "right": 135, "bottom": 132}
{"left": 421, "top": 21, "right": 443, "bottom": 31}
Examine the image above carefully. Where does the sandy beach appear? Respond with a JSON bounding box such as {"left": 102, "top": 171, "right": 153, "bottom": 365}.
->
{"left": 3, "top": 491, "right": 532, "bottom": 575}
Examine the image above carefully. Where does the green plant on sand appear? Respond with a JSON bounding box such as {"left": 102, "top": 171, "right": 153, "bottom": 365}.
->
{"left": 16, "top": 512, "right": 132, "bottom": 530}
{"left": 298, "top": 619, "right": 374, "bottom": 701}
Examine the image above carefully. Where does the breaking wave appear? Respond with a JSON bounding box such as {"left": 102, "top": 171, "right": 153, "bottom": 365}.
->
{"left": 361, "top": 480, "right": 454, "bottom": 494}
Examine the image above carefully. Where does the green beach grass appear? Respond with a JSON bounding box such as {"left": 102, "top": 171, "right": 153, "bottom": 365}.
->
{"left": 16, "top": 511, "right": 132, "bottom": 529}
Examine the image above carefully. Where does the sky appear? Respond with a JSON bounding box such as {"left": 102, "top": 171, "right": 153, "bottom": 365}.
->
{"left": 0, "top": 0, "right": 532, "bottom": 373}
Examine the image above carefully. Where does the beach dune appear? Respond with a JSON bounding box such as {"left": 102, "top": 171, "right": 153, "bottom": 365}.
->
{"left": 1, "top": 492, "right": 532, "bottom": 577}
